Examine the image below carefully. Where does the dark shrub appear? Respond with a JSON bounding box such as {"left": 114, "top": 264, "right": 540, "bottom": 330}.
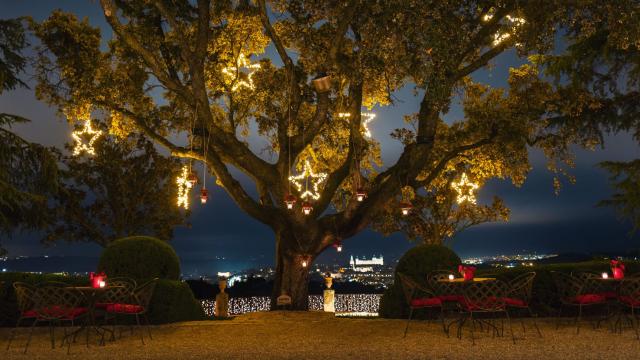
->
{"left": 380, "top": 244, "right": 460, "bottom": 318}
{"left": 97, "top": 236, "right": 180, "bottom": 280}
{"left": 148, "top": 279, "right": 206, "bottom": 324}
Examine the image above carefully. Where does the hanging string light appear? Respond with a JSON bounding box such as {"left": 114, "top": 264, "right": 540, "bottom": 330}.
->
{"left": 176, "top": 165, "right": 193, "bottom": 209}
{"left": 451, "top": 172, "right": 479, "bottom": 204}
{"left": 284, "top": 66, "right": 297, "bottom": 210}
{"left": 483, "top": 10, "right": 526, "bottom": 46}
{"left": 72, "top": 119, "right": 103, "bottom": 156}
{"left": 200, "top": 113, "right": 211, "bottom": 205}
{"left": 222, "top": 53, "right": 261, "bottom": 91}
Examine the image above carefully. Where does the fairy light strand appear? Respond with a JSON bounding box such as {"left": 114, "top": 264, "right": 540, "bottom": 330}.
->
{"left": 177, "top": 165, "right": 194, "bottom": 209}
{"left": 222, "top": 53, "right": 261, "bottom": 91}
{"left": 337, "top": 112, "right": 376, "bottom": 138}
{"left": 72, "top": 119, "right": 103, "bottom": 156}
{"left": 288, "top": 160, "right": 327, "bottom": 200}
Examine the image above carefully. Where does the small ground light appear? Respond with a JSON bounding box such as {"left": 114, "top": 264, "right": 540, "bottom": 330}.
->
{"left": 602, "top": 272, "right": 609, "bottom": 279}
{"left": 448, "top": 274, "right": 455, "bottom": 280}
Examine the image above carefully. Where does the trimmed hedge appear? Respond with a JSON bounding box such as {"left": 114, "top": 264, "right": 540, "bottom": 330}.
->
{"left": 0, "top": 273, "right": 204, "bottom": 325}
{"left": 98, "top": 236, "right": 180, "bottom": 280}
{"left": 380, "top": 245, "right": 460, "bottom": 319}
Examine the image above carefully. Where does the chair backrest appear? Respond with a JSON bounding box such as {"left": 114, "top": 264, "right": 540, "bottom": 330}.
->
{"left": 427, "top": 270, "right": 461, "bottom": 296}
{"left": 508, "top": 272, "right": 536, "bottom": 301}
{"left": 462, "top": 280, "right": 509, "bottom": 311}
{"left": 32, "top": 285, "right": 85, "bottom": 321}
{"left": 551, "top": 271, "right": 584, "bottom": 300}
{"left": 397, "top": 273, "right": 419, "bottom": 305}
{"left": 620, "top": 278, "right": 640, "bottom": 301}
{"left": 13, "top": 282, "right": 36, "bottom": 313}
{"left": 101, "top": 278, "right": 137, "bottom": 304}
{"left": 133, "top": 279, "right": 158, "bottom": 308}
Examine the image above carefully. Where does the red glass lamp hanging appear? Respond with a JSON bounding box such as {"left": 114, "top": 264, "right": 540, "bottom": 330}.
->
{"left": 301, "top": 201, "right": 313, "bottom": 215}
{"left": 333, "top": 242, "right": 343, "bottom": 252}
{"left": 187, "top": 171, "right": 198, "bottom": 186}
{"left": 200, "top": 188, "right": 209, "bottom": 204}
{"left": 400, "top": 201, "right": 413, "bottom": 216}
{"left": 284, "top": 194, "right": 297, "bottom": 210}
{"left": 355, "top": 188, "right": 367, "bottom": 202}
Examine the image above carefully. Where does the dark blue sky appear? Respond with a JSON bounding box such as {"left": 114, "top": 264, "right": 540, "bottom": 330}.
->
{"left": 2, "top": 1, "right": 639, "bottom": 271}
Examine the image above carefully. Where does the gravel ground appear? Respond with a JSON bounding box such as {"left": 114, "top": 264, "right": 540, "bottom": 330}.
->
{"left": 1, "top": 311, "right": 638, "bottom": 359}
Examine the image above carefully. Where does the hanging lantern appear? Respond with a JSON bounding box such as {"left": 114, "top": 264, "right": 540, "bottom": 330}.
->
{"left": 200, "top": 188, "right": 209, "bottom": 204}
{"left": 400, "top": 201, "right": 413, "bottom": 216}
{"left": 355, "top": 188, "right": 367, "bottom": 202}
{"left": 301, "top": 260, "right": 308, "bottom": 268}
{"left": 301, "top": 201, "right": 313, "bottom": 215}
{"left": 187, "top": 171, "right": 198, "bottom": 186}
{"left": 312, "top": 74, "right": 331, "bottom": 93}
{"left": 284, "top": 194, "right": 297, "bottom": 210}
{"left": 333, "top": 242, "right": 343, "bottom": 253}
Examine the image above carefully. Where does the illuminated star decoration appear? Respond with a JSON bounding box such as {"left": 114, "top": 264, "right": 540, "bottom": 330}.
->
{"left": 288, "top": 160, "right": 327, "bottom": 200}
{"left": 72, "top": 119, "right": 103, "bottom": 156}
{"left": 176, "top": 165, "right": 194, "bottom": 209}
{"left": 483, "top": 11, "right": 526, "bottom": 46}
{"left": 451, "top": 173, "right": 479, "bottom": 204}
{"left": 222, "top": 53, "right": 261, "bottom": 91}
{"left": 338, "top": 112, "right": 376, "bottom": 138}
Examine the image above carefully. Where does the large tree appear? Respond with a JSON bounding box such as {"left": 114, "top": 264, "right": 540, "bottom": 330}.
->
{"left": 32, "top": 1, "right": 639, "bottom": 309}
{"left": 0, "top": 18, "right": 58, "bottom": 255}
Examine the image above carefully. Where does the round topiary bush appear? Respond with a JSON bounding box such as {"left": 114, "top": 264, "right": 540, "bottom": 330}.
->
{"left": 98, "top": 236, "right": 180, "bottom": 280}
{"left": 379, "top": 244, "right": 460, "bottom": 318}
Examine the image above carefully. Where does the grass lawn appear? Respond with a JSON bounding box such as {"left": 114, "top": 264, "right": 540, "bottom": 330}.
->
{"left": 2, "top": 311, "right": 638, "bottom": 359}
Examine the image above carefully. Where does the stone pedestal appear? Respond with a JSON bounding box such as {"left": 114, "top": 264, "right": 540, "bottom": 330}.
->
{"left": 323, "top": 289, "right": 335, "bottom": 313}
{"left": 215, "top": 292, "right": 229, "bottom": 317}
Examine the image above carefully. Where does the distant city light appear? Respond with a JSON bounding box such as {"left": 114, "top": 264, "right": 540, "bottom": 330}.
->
{"left": 217, "top": 272, "right": 231, "bottom": 278}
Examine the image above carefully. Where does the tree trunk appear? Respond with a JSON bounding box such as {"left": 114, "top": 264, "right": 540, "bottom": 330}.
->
{"left": 270, "top": 232, "right": 315, "bottom": 310}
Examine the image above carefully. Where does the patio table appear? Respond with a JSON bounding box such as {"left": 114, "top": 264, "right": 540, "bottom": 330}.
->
{"left": 62, "top": 286, "right": 123, "bottom": 347}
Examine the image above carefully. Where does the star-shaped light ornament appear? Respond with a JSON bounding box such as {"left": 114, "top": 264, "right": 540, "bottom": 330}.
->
{"left": 288, "top": 160, "right": 327, "bottom": 201}
{"left": 72, "top": 119, "right": 103, "bottom": 156}
{"left": 338, "top": 112, "right": 376, "bottom": 138}
{"left": 222, "top": 53, "right": 261, "bottom": 91}
{"left": 483, "top": 10, "right": 526, "bottom": 46}
{"left": 176, "top": 165, "right": 194, "bottom": 209}
{"left": 451, "top": 173, "right": 479, "bottom": 204}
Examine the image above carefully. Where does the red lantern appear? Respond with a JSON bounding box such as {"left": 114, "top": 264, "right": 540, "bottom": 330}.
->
{"left": 90, "top": 272, "right": 107, "bottom": 289}
{"left": 611, "top": 260, "right": 625, "bottom": 279}
{"left": 400, "top": 201, "right": 413, "bottom": 215}
{"left": 187, "top": 171, "right": 198, "bottom": 186}
{"left": 355, "top": 188, "right": 367, "bottom": 202}
{"left": 284, "top": 194, "right": 297, "bottom": 210}
{"left": 334, "top": 242, "right": 343, "bottom": 252}
{"left": 200, "top": 188, "right": 209, "bottom": 204}
{"left": 301, "top": 201, "right": 313, "bottom": 215}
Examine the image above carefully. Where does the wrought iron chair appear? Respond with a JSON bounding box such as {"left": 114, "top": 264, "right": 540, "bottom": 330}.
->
{"left": 397, "top": 272, "right": 445, "bottom": 337}
{"left": 618, "top": 277, "right": 640, "bottom": 339}
{"left": 573, "top": 271, "right": 617, "bottom": 300}
{"left": 23, "top": 284, "right": 88, "bottom": 354}
{"left": 504, "top": 272, "right": 541, "bottom": 337}
{"left": 458, "top": 280, "right": 515, "bottom": 345}
{"left": 6, "top": 282, "right": 38, "bottom": 351}
{"left": 96, "top": 277, "right": 137, "bottom": 310}
{"left": 0, "top": 281, "right": 10, "bottom": 326}
{"left": 551, "top": 271, "right": 607, "bottom": 334}
{"left": 427, "top": 270, "right": 463, "bottom": 304}
{"left": 103, "top": 278, "right": 157, "bottom": 344}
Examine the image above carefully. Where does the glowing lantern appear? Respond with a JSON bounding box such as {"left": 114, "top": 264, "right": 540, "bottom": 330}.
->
{"left": 355, "top": 188, "right": 367, "bottom": 202}
{"left": 399, "top": 201, "right": 413, "bottom": 216}
{"left": 90, "top": 272, "right": 107, "bottom": 289}
{"left": 334, "top": 242, "right": 343, "bottom": 253}
{"left": 448, "top": 274, "right": 455, "bottom": 281}
{"left": 187, "top": 171, "right": 198, "bottom": 186}
{"left": 301, "top": 260, "right": 308, "bottom": 268}
{"left": 301, "top": 201, "right": 313, "bottom": 215}
{"left": 601, "top": 272, "right": 609, "bottom": 279}
{"left": 312, "top": 74, "right": 331, "bottom": 93}
{"left": 200, "top": 188, "right": 209, "bottom": 204}
{"left": 284, "top": 194, "right": 296, "bottom": 210}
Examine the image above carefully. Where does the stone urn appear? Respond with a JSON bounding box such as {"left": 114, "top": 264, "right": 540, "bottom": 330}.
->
{"left": 215, "top": 277, "right": 229, "bottom": 318}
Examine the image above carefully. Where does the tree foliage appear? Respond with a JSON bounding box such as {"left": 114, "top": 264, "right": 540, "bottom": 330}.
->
{"left": 0, "top": 18, "right": 58, "bottom": 256}
{"left": 45, "top": 132, "right": 186, "bottom": 247}
{"left": 30, "top": 0, "right": 640, "bottom": 308}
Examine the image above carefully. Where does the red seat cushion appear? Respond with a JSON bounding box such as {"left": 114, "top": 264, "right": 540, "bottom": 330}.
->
{"left": 26, "top": 306, "right": 88, "bottom": 320}
{"left": 21, "top": 309, "right": 37, "bottom": 318}
{"left": 600, "top": 291, "right": 618, "bottom": 300}
{"left": 503, "top": 297, "right": 528, "bottom": 308}
{"left": 95, "top": 302, "right": 111, "bottom": 309}
{"left": 567, "top": 294, "right": 606, "bottom": 304}
{"left": 437, "top": 295, "right": 464, "bottom": 303}
{"left": 410, "top": 297, "right": 442, "bottom": 307}
{"left": 105, "top": 303, "right": 145, "bottom": 314}
{"left": 619, "top": 296, "right": 640, "bottom": 308}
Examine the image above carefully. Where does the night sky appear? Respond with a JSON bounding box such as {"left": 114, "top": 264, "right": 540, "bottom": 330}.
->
{"left": 2, "top": 1, "right": 640, "bottom": 273}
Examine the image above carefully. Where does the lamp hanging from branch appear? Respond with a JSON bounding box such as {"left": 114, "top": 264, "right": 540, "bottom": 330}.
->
{"left": 176, "top": 165, "right": 193, "bottom": 209}
{"left": 451, "top": 172, "right": 479, "bottom": 204}
{"left": 71, "top": 118, "right": 103, "bottom": 156}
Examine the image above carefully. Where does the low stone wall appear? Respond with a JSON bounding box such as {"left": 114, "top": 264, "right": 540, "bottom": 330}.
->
{"left": 201, "top": 293, "right": 382, "bottom": 316}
